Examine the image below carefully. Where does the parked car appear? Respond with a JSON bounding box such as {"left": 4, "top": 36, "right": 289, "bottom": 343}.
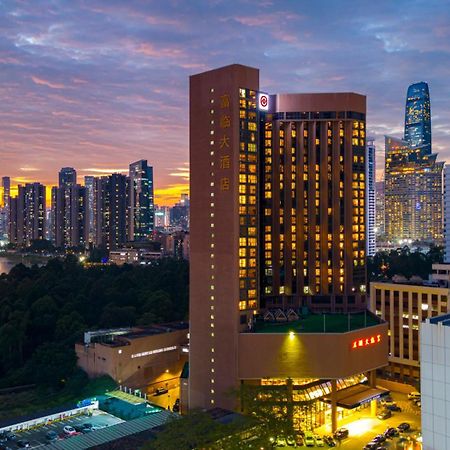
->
{"left": 372, "top": 434, "right": 386, "bottom": 443}
{"left": 154, "top": 387, "right": 169, "bottom": 396}
{"left": 3, "top": 433, "right": 15, "bottom": 442}
{"left": 16, "top": 440, "right": 30, "bottom": 448}
{"left": 314, "top": 435, "right": 325, "bottom": 447}
{"left": 295, "top": 435, "right": 304, "bottom": 446}
{"left": 276, "top": 436, "right": 287, "bottom": 447}
{"left": 304, "top": 433, "right": 315, "bottom": 447}
{"left": 408, "top": 391, "right": 421, "bottom": 400}
{"left": 377, "top": 409, "right": 392, "bottom": 420}
{"left": 286, "top": 435, "right": 296, "bottom": 446}
{"left": 398, "top": 422, "right": 411, "bottom": 432}
{"left": 384, "top": 427, "right": 399, "bottom": 438}
{"left": 46, "top": 431, "right": 59, "bottom": 441}
{"left": 323, "top": 435, "right": 336, "bottom": 446}
{"left": 63, "top": 425, "right": 77, "bottom": 435}
{"left": 334, "top": 427, "right": 349, "bottom": 440}
{"left": 386, "top": 403, "right": 402, "bottom": 412}
{"left": 363, "top": 442, "right": 378, "bottom": 450}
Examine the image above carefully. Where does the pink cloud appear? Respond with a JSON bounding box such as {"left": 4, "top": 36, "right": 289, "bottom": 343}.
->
{"left": 134, "top": 42, "right": 182, "bottom": 58}
{"left": 31, "top": 76, "right": 66, "bottom": 89}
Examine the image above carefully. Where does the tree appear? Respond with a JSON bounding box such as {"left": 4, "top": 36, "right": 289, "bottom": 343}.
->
{"left": 145, "top": 411, "right": 229, "bottom": 450}
{"left": 25, "top": 342, "right": 77, "bottom": 388}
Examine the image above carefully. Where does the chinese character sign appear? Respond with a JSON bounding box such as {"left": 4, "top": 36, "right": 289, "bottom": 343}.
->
{"left": 351, "top": 334, "right": 381, "bottom": 350}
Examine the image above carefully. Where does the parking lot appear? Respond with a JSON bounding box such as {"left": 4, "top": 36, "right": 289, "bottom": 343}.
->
{"left": 273, "top": 391, "right": 422, "bottom": 449}
{"left": 1, "top": 410, "right": 123, "bottom": 449}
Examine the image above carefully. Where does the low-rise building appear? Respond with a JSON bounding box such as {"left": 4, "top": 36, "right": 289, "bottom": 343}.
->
{"left": 370, "top": 265, "right": 450, "bottom": 380}
{"left": 109, "top": 248, "right": 162, "bottom": 265}
{"left": 76, "top": 323, "right": 189, "bottom": 391}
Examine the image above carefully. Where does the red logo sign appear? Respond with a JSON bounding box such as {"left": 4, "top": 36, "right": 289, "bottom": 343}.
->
{"left": 351, "top": 334, "right": 381, "bottom": 350}
{"left": 258, "top": 93, "right": 269, "bottom": 111}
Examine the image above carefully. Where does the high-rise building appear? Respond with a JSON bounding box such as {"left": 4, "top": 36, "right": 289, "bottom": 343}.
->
{"left": 445, "top": 165, "right": 450, "bottom": 262}
{"left": 59, "top": 167, "right": 77, "bottom": 188}
{"left": 375, "top": 181, "right": 385, "bottom": 239}
{"left": 51, "top": 182, "right": 87, "bottom": 248}
{"left": 170, "top": 194, "right": 190, "bottom": 230}
{"left": 9, "top": 183, "right": 46, "bottom": 246}
{"left": 366, "top": 138, "right": 376, "bottom": 256}
{"left": 189, "top": 65, "right": 387, "bottom": 428}
{"left": 93, "top": 174, "right": 128, "bottom": 249}
{"left": 84, "top": 176, "right": 95, "bottom": 244}
{"left": 128, "top": 160, "right": 154, "bottom": 241}
{"left": 154, "top": 205, "right": 171, "bottom": 229}
{"left": 1, "top": 177, "right": 10, "bottom": 239}
{"left": 404, "top": 81, "right": 431, "bottom": 156}
{"left": 384, "top": 135, "right": 443, "bottom": 243}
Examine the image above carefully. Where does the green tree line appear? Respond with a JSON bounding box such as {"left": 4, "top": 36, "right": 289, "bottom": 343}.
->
{"left": 368, "top": 245, "right": 443, "bottom": 281}
{"left": 0, "top": 256, "right": 189, "bottom": 389}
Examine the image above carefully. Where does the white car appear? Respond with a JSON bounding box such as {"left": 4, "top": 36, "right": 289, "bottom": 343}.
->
{"left": 408, "top": 391, "right": 421, "bottom": 400}
{"left": 315, "top": 435, "right": 325, "bottom": 447}
{"left": 63, "top": 425, "right": 77, "bottom": 435}
{"left": 304, "top": 434, "right": 315, "bottom": 447}
{"left": 276, "top": 436, "right": 287, "bottom": 447}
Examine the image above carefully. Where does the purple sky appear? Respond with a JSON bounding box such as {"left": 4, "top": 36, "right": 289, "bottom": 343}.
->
{"left": 1, "top": 0, "right": 449, "bottom": 204}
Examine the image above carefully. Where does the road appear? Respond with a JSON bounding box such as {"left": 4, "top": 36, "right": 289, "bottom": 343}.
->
{"left": 272, "top": 391, "right": 422, "bottom": 449}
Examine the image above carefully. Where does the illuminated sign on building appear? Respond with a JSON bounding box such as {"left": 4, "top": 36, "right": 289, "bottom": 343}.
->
{"left": 258, "top": 92, "right": 269, "bottom": 111}
{"left": 351, "top": 334, "right": 381, "bottom": 349}
{"left": 131, "top": 345, "right": 177, "bottom": 359}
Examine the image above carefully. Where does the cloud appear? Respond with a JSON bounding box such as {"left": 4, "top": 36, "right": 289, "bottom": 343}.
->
{"left": 31, "top": 76, "right": 66, "bottom": 89}
{"left": 0, "top": 0, "right": 449, "bottom": 194}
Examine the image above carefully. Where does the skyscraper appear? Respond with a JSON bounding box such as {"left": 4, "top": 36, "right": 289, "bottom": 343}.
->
{"left": 385, "top": 136, "right": 443, "bottom": 243}
{"left": 404, "top": 81, "right": 431, "bottom": 155}
{"left": 1, "top": 177, "right": 10, "bottom": 239}
{"left": 444, "top": 165, "right": 450, "bottom": 262}
{"left": 84, "top": 176, "right": 95, "bottom": 244}
{"left": 189, "top": 65, "right": 387, "bottom": 425}
{"left": 366, "top": 137, "right": 376, "bottom": 256}
{"left": 375, "top": 181, "right": 385, "bottom": 238}
{"left": 9, "top": 183, "right": 46, "bottom": 246}
{"left": 128, "top": 160, "right": 154, "bottom": 241}
{"left": 51, "top": 169, "right": 87, "bottom": 248}
{"left": 93, "top": 174, "right": 128, "bottom": 249}
{"left": 384, "top": 82, "right": 443, "bottom": 244}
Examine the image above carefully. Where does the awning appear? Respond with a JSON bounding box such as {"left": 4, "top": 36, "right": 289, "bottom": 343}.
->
{"left": 323, "top": 383, "right": 389, "bottom": 409}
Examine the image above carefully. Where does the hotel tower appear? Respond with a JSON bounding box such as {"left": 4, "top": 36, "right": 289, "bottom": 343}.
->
{"left": 189, "top": 65, "right": 387, "bottom": 431}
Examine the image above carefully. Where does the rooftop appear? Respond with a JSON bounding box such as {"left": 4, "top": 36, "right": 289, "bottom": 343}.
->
{"left": 251, "top": 311, "right": 382, "bottom": 334}
{"left": 429, "top": 314, "right": 450, "bottom": 327}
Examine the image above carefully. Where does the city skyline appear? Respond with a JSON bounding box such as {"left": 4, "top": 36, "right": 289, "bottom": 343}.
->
{"left": 1, "top": 0, "right": 449, "bottom": 205}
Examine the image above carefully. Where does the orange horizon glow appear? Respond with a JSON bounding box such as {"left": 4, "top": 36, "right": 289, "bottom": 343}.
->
{"left": 0, "top": 182, "right": 189, "bottom": 208}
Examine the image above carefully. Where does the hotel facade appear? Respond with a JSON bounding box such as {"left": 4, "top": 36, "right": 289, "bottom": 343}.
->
{"left": 189, "top": 64, "right": 388, "bottom": 431}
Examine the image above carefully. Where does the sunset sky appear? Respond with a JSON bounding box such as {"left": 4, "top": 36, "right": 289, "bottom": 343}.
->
{"left": 1, "top": 0, "right": 449, "bottom": 205}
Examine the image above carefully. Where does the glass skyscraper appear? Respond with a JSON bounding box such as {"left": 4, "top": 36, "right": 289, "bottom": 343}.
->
{"left": 404, "top": 81, "right": 431, "bottom": 156}
{"left": 128, "top": 160, "right": 154, "bottom": 241}
{"left": 384, "top": 82, "right": 442, "bottom": 244}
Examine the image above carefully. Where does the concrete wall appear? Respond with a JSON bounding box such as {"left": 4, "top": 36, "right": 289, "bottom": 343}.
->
{"left": 238, "top": 323, "right": 388, "bottom": 380}
{"left": 75, "top": 328, "right": 188, "bottom": 387}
